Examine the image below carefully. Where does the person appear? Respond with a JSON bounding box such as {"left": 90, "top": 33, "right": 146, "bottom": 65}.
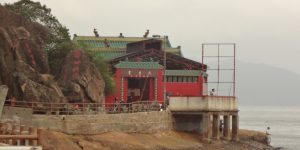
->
{"left": 266, "top": 127, "right": 270, "bottom": 134}
{"left": 74, "top": 104, "right": 79, "bottom": 109}
{"left": 210, "top": 89, "right": 215, "bottom": 96}
{"left": 159, "top": 103, "right": 163, "bottom": 111}
{"left": 10, "top": 96, "right": 16, "bottom": 106}
{"left": 73, "top": 104, "right": 80, "bottom": 114}
{"left": 166, "top": 94, "right": 170, "bottom": 106}
{"left": 63, "top": 103, "right": 68, "bottom": 114}
{"left": 114, "top": 97, "right": 119, "bottom": 112}
{"left": 219, "top": 120, "right": 224, "bottom": 132}
{"left": 120, "top": 99, "right": 125, "bottom": 112}
{"left": 266, "top": 127, "right": 271, "bottom": 145}
{"left": 127, "top": 95, "right": 133, "bottom": 112}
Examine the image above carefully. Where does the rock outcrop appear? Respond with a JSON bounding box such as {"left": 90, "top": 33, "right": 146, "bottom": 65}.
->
{"left": 0, "top": 6, "right": 105, "bottom": 104}
{"left": 0, "top": 6, "right": 64, "bottom": 102}
{"left": 58, "top": 50, "right": 105, "bottom": 103}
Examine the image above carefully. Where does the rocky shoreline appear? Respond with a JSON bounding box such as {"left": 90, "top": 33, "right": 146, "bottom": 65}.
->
{"left": 38, "top": 129, "right": 275, "bottom": 150}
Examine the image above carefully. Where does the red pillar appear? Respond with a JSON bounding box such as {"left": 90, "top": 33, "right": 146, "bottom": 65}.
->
{"left": 123, "top": 77, "right": 128, "bottom": 102}
{"left": 156, "top": 69, "right": 164, "bottom": 103}
{"left": 198, "top": 75, "right": 203, "bottom": 96}
{"left": 149, "top": 78, "right": 154, "bottom": 101}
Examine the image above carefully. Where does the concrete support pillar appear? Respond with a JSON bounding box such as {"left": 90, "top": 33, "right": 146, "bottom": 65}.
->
{"left": 20, "top": 125, "right": 27, "bottom": 145}
{"left": 223, "top": 115, "right": 230, "bottom": 140}
{"left": 232, "top": 114, "right": 239, "bottom": 141}
{"left": 201, "top": 113, "right": 211, "bottom": 141}
{"left": 0, "top": 85, "right": 8, "bottom": 117}
{"left": 32, "top": 128, "right": 38, "bottom": 146}
{"left": 212, "top": 114, "right": 220, "bottom": 140}
{"left": 11, "top": 124, "right": 18, "bottom": 145}
{"left": 29, "top": 127, "right": 37, "bottom": 146}
{"left": 0, "top": 122, "right": 3, "bottom": 134}
{"left": 37, "top": 129, "right": 42, "bottom": 145}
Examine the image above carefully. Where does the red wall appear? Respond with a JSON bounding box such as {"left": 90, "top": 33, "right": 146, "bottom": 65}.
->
{"left": 105, "top": 69, "right": 161, "bottom": 104}
{"left": 165, "top": 76, "right": 203, "bottom": 96}
{"left": 105, "top": 68, "right": 205, "bottom": 105}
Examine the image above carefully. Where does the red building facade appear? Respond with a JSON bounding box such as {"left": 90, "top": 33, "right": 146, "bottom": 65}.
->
{"left": 105, "top": 39, "right": 207, "bottom": 104}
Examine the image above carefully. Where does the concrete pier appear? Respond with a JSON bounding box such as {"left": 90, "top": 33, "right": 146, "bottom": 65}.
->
{"left": 201, "top": 113, "right": 211, "bottom": 141}
{"left": 223, "top": 115, "right": 230, "bottom": 140}
{"left": 169, "top": 96, "right": 239, "bottom": 141}
{"left": 232, "top": 114, "right": 239, "bottom": 141}
{"left": 212, "top": 114, "right": 220, "bottom": 140}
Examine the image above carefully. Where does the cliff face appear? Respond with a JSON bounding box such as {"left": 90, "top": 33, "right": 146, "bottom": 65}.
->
{"left": 58, "top": 50, "right": 105, "bottom": 103}
{"left": 0, "top": 6, "right": 64, "bottom": 102}
{"left": 0, "top": 6, "right": 105, "bottom": 103}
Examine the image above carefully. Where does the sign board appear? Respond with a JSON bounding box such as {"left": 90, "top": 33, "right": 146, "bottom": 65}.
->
{"left": 122, "top": 69, "right": 158, "bottom": 77}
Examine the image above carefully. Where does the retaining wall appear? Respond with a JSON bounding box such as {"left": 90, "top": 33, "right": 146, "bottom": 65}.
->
{"left": 1, "top": 107, "right": 33, "bottom": 125}
{"left": 26, "top": 111, "right": 172, "bottom": 135}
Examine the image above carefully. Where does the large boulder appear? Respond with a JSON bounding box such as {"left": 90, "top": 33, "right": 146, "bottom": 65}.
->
{"left": 58, "top": 50, "right": 105, "bottom": 103}
{"left": 0, "top": 6, "right": 64, "bottom": 102}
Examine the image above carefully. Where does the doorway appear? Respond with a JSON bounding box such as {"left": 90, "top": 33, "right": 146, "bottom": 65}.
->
{"left": 127, "top": 78, "right": 150, "bottom": 101}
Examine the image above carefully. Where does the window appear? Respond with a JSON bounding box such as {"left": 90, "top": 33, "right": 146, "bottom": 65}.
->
{"left": 167, "top": 76, "right": 173, "bottom": 82}
{"left": 183, "top": 76, "right": 188, "bottom": 82}
{"left": 172, "top": 76, "right": 177, "bottom": 82}
{"left": 166, "top": 76, "right": 199, "bottom": 83}
{"left": 177, "top": 76, "right": 183, "bottom": 82}
{"left": 193, "top": 77, "right": 198, "bottom": 82}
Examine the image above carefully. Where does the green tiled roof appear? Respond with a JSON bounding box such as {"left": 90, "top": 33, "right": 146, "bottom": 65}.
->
{"left": 92, "top": 50, "right": 127, "bottom": 61}
{"left": 115, "top": 61, "right": 163, "bottom": 69}
{"left": 165, "top": 70, "right": 202, "bottom": 76}
{"left": 73, "top": 36, "right": 182, "bottom": 57}
{"left": 74, "top": 36, "right": 172, "bottom": 48}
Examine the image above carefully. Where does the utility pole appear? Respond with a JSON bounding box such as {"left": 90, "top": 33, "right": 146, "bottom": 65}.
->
{"left": 163, "top": 36, "right": 167, "bottom": 108}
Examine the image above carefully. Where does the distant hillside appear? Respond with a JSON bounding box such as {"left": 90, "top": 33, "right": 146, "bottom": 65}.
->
{"left": 207, "top": 60, "right": 300, "bottom": 106}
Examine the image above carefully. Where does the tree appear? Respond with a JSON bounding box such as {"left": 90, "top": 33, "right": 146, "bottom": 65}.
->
{"left": 5, "top": 0, "right": 73, "bottom": 76}
{"left": 77, "top": 43, "right": 116, "bottom": 94}
{"left": 92, "top": 56, "right": 116, "bottom": 94}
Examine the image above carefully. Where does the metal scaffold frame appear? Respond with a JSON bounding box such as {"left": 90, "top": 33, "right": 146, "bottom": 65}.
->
{"left": 202, "top": 43, "right": 236, "bottom": 96}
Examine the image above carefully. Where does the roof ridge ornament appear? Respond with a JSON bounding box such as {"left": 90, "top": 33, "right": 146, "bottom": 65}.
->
{"left": 93, "top": 28, "right": 99, "bottom": 37}
{"left": 143, "top": 29, "right": 149, "bottom": 38}
{"left": 104, "top": 38, "right": 110, "bottom": 47}
{"left": 119, "top": 33, "right": 124, "bottom": 38}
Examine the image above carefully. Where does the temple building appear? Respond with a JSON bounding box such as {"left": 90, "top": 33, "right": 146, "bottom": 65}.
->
{"left": 73, "top": 34, "right": 208, "bottom": 105}
{"left": 73, "top": 33, "right": 239, "bottom": 141}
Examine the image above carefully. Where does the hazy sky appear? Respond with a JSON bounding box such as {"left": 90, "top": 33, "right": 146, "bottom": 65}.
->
{"left": 3, "top": 0, "right": 300, "bottom": 74}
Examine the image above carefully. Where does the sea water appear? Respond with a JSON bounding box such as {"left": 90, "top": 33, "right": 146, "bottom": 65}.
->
{"left": 239, "top": 106, "right": 300, "bottom": 150}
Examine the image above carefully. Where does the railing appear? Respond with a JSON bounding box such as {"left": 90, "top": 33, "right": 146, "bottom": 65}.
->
{"left": 4, "top": 100, "right": 162, "bottom": 115}
{"left": 170, "top": 95, "right": 236, "bottom": 98}
{"left": 0, "top": 122, "right": 40, "bottom": 146}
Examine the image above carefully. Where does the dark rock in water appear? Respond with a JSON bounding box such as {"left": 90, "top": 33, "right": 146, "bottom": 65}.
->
{"left": 0, "top": 6, "right": 64, "bottom": 102}
{"left": 58, "top": 50, "right": 105, "bottom": 103}
{"left": 274, "top": 147, "right": 285, "bottom": 150}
